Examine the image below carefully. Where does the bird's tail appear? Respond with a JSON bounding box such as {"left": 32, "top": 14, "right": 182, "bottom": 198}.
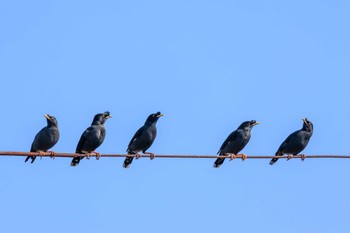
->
{"left": 25, "top": 156, "right": 36, "bottom": 164}
{"left": 269, "top": 152, "right": 281, "bottom": 165}
{"left": 70, "top": 157, "right": 82, "bottom": 167}
{"left": 213, "top": 157, "right": 225, "bottom": 168}
{"left": 123, "top": 154, "right": 134, "bottom": 168}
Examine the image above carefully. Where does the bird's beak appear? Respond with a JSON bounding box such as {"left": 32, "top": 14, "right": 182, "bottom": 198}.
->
{"left": 253, "top": 122, "right": 260, "bottom": 126}
{"left": 157, "top": 114, "right": 164, "bottom": 118}
{"left": 44, "top": 114, "right": 51, "bottom": 120}
{"left": 302, "top": 118, "right": 307, "bottom": 124}
{"left": 106, "top": 115, "right": 112, "bottom": 118}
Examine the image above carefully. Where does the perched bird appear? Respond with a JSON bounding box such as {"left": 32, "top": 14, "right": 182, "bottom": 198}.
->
{"left": 269, "top": 118, "right": 313, "bottom": 165}
{"left": 71, "top": 111, "right": 112, "bottom": 166}
{"left": 25, "top": 114, "right": 60, "bottom": 163}
{"left": 214, "top": 120, "right": 259, "bottom": 168}
{"left": 123, "top": 112, "right": 164, "bottom": 168}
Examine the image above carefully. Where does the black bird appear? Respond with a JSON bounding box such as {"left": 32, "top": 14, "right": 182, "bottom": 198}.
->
{"left": 71, "top": 111, "right": 112, "bottom": 166}
{"left": 269, "top": 118, "right": 313, "bottom": 165}
{"left": 25, "top": 114, "right": 60, "bottom": 163}
{"left": 214, "top": 120, "right": 259, "bottom": 168}
{"left": 123, "top": 112, "right": 164, "bottom": 168}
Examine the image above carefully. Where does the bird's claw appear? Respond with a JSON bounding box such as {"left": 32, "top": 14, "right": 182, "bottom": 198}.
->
{"left": 49, "top": 151, "right": 56, "bottom": 160}
{"left": 239, "top": 153, "right": 247, "bottom": 161}
{"left": 94, "top": 152, "right": 101, "bottom": 160}
{"left": 149, "top": 153, "right": 155, "bottom": 160}
{"left": 141, "top": 152, "right": 155, "bottom": 160}
{"left": 135, "top": 153, "right": 141, "bottom": 159}
{"left": 228, "top": 153, "right": 236, "bottom": 160}
{"left": 300, "top": 154, "right": 306, "bottom": 161}
{"left": 38, "top": 151, "right": 45, "bottom": 160}
{"left": 287, "top": 154, "right": 293, "bottom": 161}
{"left": 85, "top": 153, "right": 91, "bottom": 160}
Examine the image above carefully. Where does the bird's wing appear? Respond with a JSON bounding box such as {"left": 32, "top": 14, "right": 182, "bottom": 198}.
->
{"left": 276, "top": 130, "right": 299, "bottom": 155}
{"left": 30, "top": 127, "right": 47, "bottom": 152}
{"left": 127, "top": 126, "right": 144, "bottom": 152}
{"left": 217, "top": 130, "right": 239, "bottom": 155}
{"left": 30, "top": 133, "right": 39, "bottom": 151}
{"left": 76, "top": 126, "right": 93, "bottom": 153}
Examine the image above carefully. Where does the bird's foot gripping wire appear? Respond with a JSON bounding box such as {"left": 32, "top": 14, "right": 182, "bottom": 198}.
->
{"left": 287, "top": 154, "right": 293, "bottom": 161}
{"left": 135, "top": 153, "right": 142, "bottom": 159}
{"left": 227, "top": 153, "right": 236, "bottom": 161}
{"left": 38, "top": 151, "right": 45, "bottom": 160}
{"left": 93, "top": 151, "right": 101, "bottom": 160}
{"left": 48, "top": 151, "right": 56, "bottom": 160}
{"left": 300, "top": 154, "right": 306, "bottom": 161}
{"left": 238, "top": 153, "right": 247, "bottom": 161}
{"left": 81, "top": 151, "right": 91, "bottom": 160}
{"left": 144, "top": 152, "right": 155, "bottom": 160}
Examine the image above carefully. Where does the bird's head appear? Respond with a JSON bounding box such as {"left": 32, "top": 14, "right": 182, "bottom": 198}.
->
{"left": 145, "top": 111, "right": 164, "bottom": 125}
{"left": 92, "top": 111, "right": 112, "bottom": 125}
{"left": 44, "top": 114, "right": 58, "bottom": 127}
{"left": 238, "top": 120, "right": 260, "bottom": 130}
{"left": 302, "top": 118, "right": 313, "bottom": 133}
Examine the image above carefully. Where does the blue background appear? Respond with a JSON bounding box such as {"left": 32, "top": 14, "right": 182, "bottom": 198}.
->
{"left": 0, "top": 1, "right": 349, "bottom": 232}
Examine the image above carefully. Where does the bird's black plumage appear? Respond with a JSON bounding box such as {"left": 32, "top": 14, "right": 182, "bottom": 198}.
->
{"left": 71, "top": 111, "right": 111, "bottom": 166}
{"left": 214, "top": 120, "right": 259, "bottom": 168}
{"left": 25, "top": 114, "right": 60, "bottom": 163}
{"left": 269, "top": 118, "right": 313, "bottom": 165}
{"left": 123, "top": 112, "right": 163, "bottom": 168}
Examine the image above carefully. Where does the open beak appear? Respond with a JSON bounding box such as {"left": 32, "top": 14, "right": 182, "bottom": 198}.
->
{"left": 302, "top": 118, "right": 307, "bottom": 124}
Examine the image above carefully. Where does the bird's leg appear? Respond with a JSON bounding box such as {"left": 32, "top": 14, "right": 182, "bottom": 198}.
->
{"left": 300, "top": 154, "right": 306, "bottom": 161}
{"left": 238, "top": 153, "right": 247, "bottom": 161}
{"left": 226, "top": 153, "right": 236, "bottom": 160}
{"left": 143, "top": 152, "right": 155, "bottom": 160}
{"left": 38, "top": 151, "right": 45, "bottom": 160}
{"left": 135, "top": 153, "right": 142, "bottom": 159}
{"left": 48, "top": 151, "right": 56, "bottom": 160}
{"left": 81, "top": 150, "right": 91, "bottom": 160}
{"left": 287, "top": 154, "right": 293, "bottom": 161}
{"left": 92, "top": 151, "right": 101, "bottom": 160}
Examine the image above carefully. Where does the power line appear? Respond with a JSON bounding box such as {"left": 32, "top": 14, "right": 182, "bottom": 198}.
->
{"left": 0, "top": 151, "right": 350, "bottom": 160}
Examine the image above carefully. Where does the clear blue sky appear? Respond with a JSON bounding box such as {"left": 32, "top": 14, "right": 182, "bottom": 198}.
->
{"left": 0, "top": 1, "right": 349, "bottom": 232}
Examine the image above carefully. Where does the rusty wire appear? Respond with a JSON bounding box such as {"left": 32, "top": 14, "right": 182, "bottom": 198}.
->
{"left": 0, "top": 151, "right": 350, "bottom": 160}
